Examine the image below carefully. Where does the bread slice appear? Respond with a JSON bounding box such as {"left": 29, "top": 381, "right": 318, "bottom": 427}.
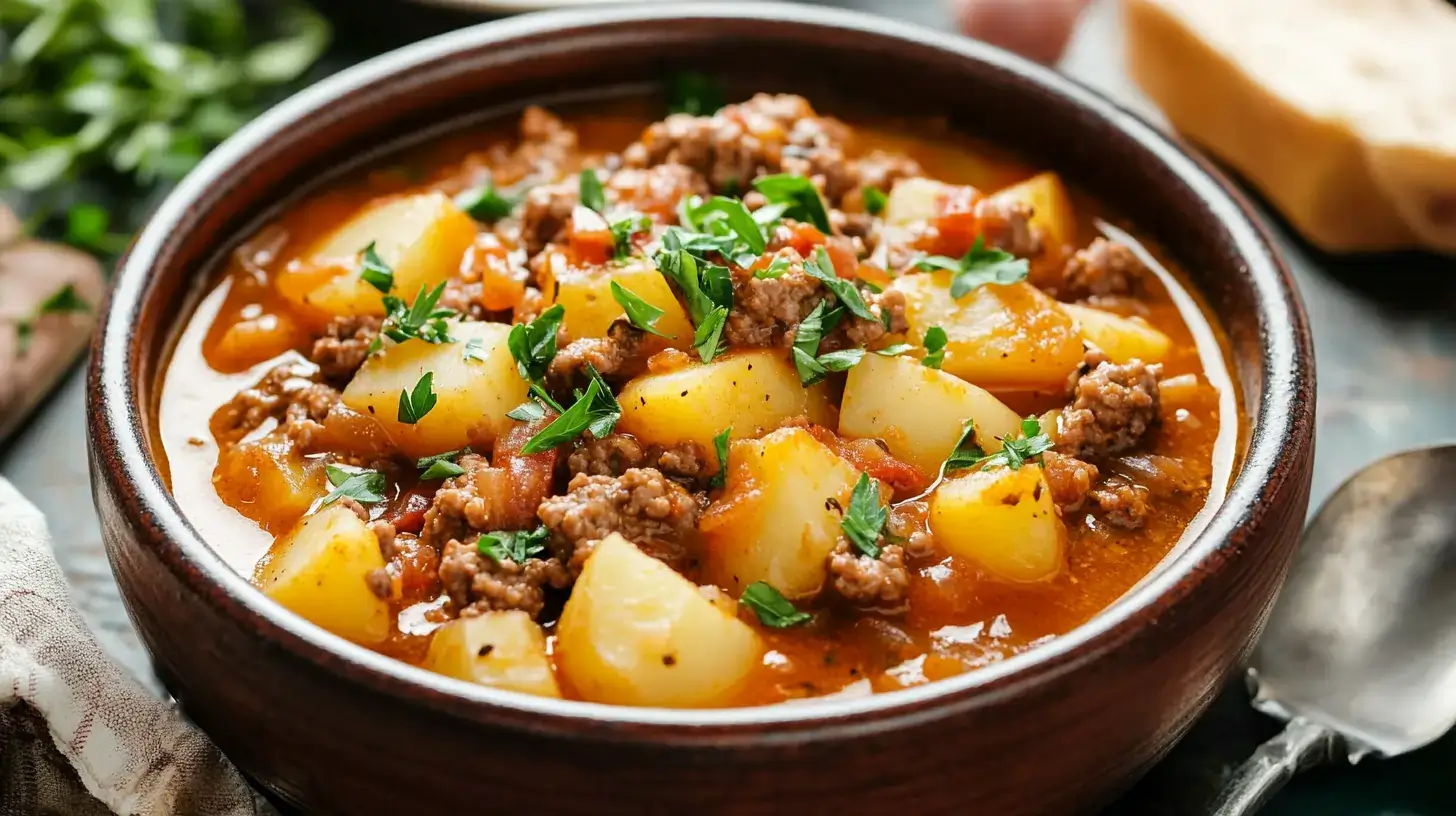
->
{"left": 1124, "top": 0, "right": 1456, "bottom": 253}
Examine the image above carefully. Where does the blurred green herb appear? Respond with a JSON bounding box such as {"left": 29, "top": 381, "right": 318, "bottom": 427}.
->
{"left": 0, "top": 0, "right": 332, "bottom": 254}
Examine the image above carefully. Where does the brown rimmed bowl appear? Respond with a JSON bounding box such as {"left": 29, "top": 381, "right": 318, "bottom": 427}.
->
{"left": 88, "top": 5, "right": 1315, "bottom": 814}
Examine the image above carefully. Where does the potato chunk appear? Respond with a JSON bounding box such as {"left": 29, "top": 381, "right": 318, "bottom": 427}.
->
{"left": 423, "top": 611, "right": 562, "bottom": 699}
{"left": 890, "top": 275, "right": 1084, "bottom": 391}
{"left": 214, "top": 432, "right": 327, "bottom": 535}
{"left": 556, "top": 534, "right": 761, "bottom": 707}
{"left": 280, "top": 192, "right": 477, "bottom": 318}
{"left": 990, "top": 172, "right": 1077, "bottom": 255}
{"left": 1062, "top": 302, "right": 1172, "bottom": 364}
{"left": 257, "top": 504, "right": 389, "bottom": 644}
{"left": 616, "top": 350, "right": 833, "bottom": 453}
{"left": 701, "top": 427, "right": 864, "bottom": 599}
{"left": 839, "top": 353, "right": 1022, "bottom": 476}
{"left": 342, "top": 321, "right": 525, "bottom": 459}
{"left": 929, "top": 466, "right": 1064, "bottom": 582}
{"left": 883, "top": 177, "right": 950, "bottom": 226}
{"left": 548, "top": 259, "right": 694, "bottom": 345}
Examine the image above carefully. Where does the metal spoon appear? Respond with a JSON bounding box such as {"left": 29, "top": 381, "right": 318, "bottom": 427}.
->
{"left": 1210, "top": 444, "right": 1456, "bottom": 814}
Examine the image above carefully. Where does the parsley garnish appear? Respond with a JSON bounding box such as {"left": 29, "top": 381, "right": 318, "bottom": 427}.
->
{"left": 418, "top": 449, "right": 467, "bottom": 480}
{"left": 518, "top": 366, "right": 620, "bottom": 454}
{"left": 507, "top": 304, "right": 565, "bottom": 383}
{"left": 840, "top": 473, "right": 887, "bottom": 558}
{"left": 916, "top": 236, "right": 1030, "bottom": 298}
{"left": 874, "top": 343, "right": 915, "bottom": 357}
{"left": 506, "top": 401, "right": 546, "bottom": 422}
{"left": 754, "top": 254, "right": 794, "bottom": 280}
{"left": 753, "top": 173, "right": 830, "bottom": 232}
{"left": 321, "top": 464, "right": 386, "bottom": 507}
{"left": 611, "top": 280, "right": 674, "bottom": 338}
{"left": 791, "top": 301, "right": 863, "bottom": 385}
{"left": 609, "top": 213, "right": 652, "bottom": 260}
{"left": 455, "top": 179, "right": 518, "bottom": 221}
{"left": 942, "top": 420, "right": 985, "bottom": 474}
{"left": 370, "top": 282, "right": 456, "bottom": 352}
{"left": 655, "top": 244, "right": 732, "bottom": 324}
{"left": 943, "top": 417, "right": 1054, "bottom": 473}
{"left": 803, "top": 246, "right": 876, "bottom": 322}
{"left": 693, "top": 306, "right": 729, "bottom": 363}
{"left": 477, "top": 526, "right": 550, "bottom": 564}
{"left": 740, "top": 582, "right": 814, "bottom": 628}
{"left": 922, "top": 326, "right": 948, "bottom": 369}
{"left": 579, "top": 169, "right": 607, "bottom": 213}
{"left": 666, "top": 71, "right": 725, "bottom": 116}
{"left": 863, "top": 186, "right": 888, "bottom": 215}
{"left": 358, "top": 242, "right": 393, "bottom": 294}
{"left": 397, "top": 372, "right": 438, "bottom": 425}
{"left": 692, "top": 197, "right": 766, "bottom": 255}
{"left": 710, "top": 426, "right": 732, "bottom": 490}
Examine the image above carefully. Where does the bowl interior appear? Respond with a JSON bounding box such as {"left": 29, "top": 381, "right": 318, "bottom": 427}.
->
{"left": 106, "top": 4, "right": 1306, "bottom": 729}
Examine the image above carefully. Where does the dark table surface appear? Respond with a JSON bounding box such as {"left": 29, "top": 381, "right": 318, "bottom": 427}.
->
{"left": 5, "top": 0, "right": 1455, "bottom": 812}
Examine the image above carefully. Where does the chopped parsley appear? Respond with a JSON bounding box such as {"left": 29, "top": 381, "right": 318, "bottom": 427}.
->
{"left": 417, "top": 449, "right": 467, "bottom": 480}
{"left": 789, "top": 301, "right": 863, "bottom": 385}
{"left": 608, "top": 213, "right": 653, "bottom": 259}
{"left": 579, "top": 168, "right": 607, "bottom": 213}
{"left": 370, "top": 282, "right": 456, "bottom": 352}
{"left": 666, "top": 71, "right": 725, "bottom": 116}
{"left": 916, "top": 236, "right": 1030, "bottom": 298}
{"left": 753, "top": 173, "right": 831, "bottom": 232}
{"left": 396, "top": 371, "right": 438, "bottom": 425}
{"left": 754, "top": 254, "right": 794, "bottom": 280}
{"left": 507, "top": 304, "right": 565, "bottom": 383}
{"left": 506, "top": 401, "right": 547, "bottom": 422}
{"left": 803, "top": 246, "right": 876, "bottom": 323}
{"left": 942, "top": 420, "right": 985, "bottom": 474}
{"left": 862, "top": 186, "right": 888, "bottom": 215}
{"left": 943, "top": 417, "right": 1054, "bottom": 473}
{"left": 610, "top": 280, "right": 674, "bottom": 338}
{"left": 874, "top": 343, "right": 915, "bottom": 357}
{"left": 710, "top": 426, "right": 732, "bottom": 490}
{"left": 740, "top": 581, "right": 813, "bottom": 628}
{"left": 691, "top": 196, "right": 766, "bottom": 255}
{"left": 655, "top": 242, "right": 732, "bottom": 325}
{"left": 693, "top": 306, "right": 729, "bottom": 363}
{"left": 518, "top": 366, "right": 620, "bottom": 454}
{"left": 358, "top": 242, "right": 393, "bottom": 294}
{"left": 321, "top": 464, "right": 386, "bottom": 508}
{"left": 840, "top": 473, "right": 887, "bottom": 559}
{"left": 455, "top": 179, "right": 518, "bottom": 222}
{"left": 477, "top": 526, "right": 550, "bottom": 564}
{"left": 921, "top": 326, "right": 948, "bottom": 369}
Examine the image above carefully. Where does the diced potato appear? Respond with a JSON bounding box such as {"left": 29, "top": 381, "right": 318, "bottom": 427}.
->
{"left": 214, "top": 432, "right": 327, "bottom": 535}
{"left": 616, "top": 350, "right": 833, "bottom": 454}
{"left": 342, "top": 321, "right": 526, "bottom": 459}
{"left": 556, "top": 534, "right": 761, "bottom": 707}
{"left": 990, "top": 172, "right": 1077, "bottom": 254}
{"left": 890, "top": 275, "right": 1085, "bottom": 391}
{"left": 548, "top": 259, "right": 694, "bottom": 345}
{"left": 839, "top": 353, "right": 1022, "bottom": 476}
{"left": 423, "top": 611, "right": 562, "bottom": 699}
{"left": 929, "top": 466, "right": 1064, "bottom": 582}
{"left": 883, "top": 177, "right": 950, "bottom": 226}
{"left": 701, "top": 427, "right": 864, "bottom": 599}
{"left": 280, "top": 193, "right": 477, "bottom": 318}
{"left": 1062, "top": 302, "right": 1172, "bottom": 364}
{"left": 257, "top": 504, "right": 390, "bottom": 644}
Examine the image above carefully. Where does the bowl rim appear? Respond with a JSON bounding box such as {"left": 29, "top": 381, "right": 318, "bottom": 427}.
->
{"left": 91, "top": 2, "right": 1313, "bottom": 741}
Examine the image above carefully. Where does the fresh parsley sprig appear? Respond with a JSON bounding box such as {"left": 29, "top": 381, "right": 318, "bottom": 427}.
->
{"left": 455, "top": 179, "right": 519, "bottom": 222}
{"left": 753, "top": 174, "right": 831, "bottom": 233}
{"left": 417, "top": 449, "right": 468, "bottom": 480}
{"left": 608, "top": 213, "right": 653, "bottom": 260}
{"left": 840, "top": 473, "right": 888, "bottom": 559}
{"left": 804, "top": 246, "right": 877, "bottom": 323}
{"left": 710, "top": 426, "right": 732, "bottom": 490}
{"left": 942, "top": 417, "right": 1054, "bottom": 474}
{"left": 691, "top": 197, "right": 767, "bottom": 255}
{"left": 916, "top": 236, "right": 1030, "bottom": 298}
{"left": 693, "top": 306, "right": 729, "bottom": 363}
{"left": 790, "top": 301, "right": 864, "bottom": 385}
{"left": 874, "top": 343, "right": 914, "bottom": 357}
{"left": 370, "top": 282, "right": 456, "bottom": 353}
{"left": 863, "top": 186, "right": 888, "bottom": 216}
{"left": 477, "top": 526, "right": 551, "bottom": 565}
{"left": 321, "top": 464, "right": 386, "bottom": 508}
{"left": 397, "top": 372, "right": 438, "bottom": 425}
{"left": 921, "top": 326, "right": 948, "bottom": 369}
{"left": 518, "top": 366, "right": 620, "bottom": 454}
{"left": 358, "top": 242, "right": 393, "bottom": 294}
{"left": 611, "top": 280, "right": 674, "bottom": 338}
{"left": 739, "top": 581, "right": 813, "bottom": 628}
{"left": 507, "top": 304, "right": 565, "bottom": 383}
{"left": 579, "top": 169, "right": 607, "bottom": 213}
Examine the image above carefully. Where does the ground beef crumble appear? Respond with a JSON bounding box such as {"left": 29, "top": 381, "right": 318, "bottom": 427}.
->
{"left": 538, "top": 468, "right": 702, "bottom": 574}
{"left": 437, "top": 537, "right": 571, "bottom": 619}
{"left": 567, "top": 433, "right": 710, "bottom": 485}
{"left": 827, "top": 539, "right": 909, "bottom": 609}
{"left": 1057, "top": 352, "right": 1161, "bottom": 460}
{"left": 309, "top": 316, "right": 381, "bottom": 383}
{"left": 725, "top": 248, "right": 908, "bottom": 351}
{"left": 212, "top": 363, "right": 340, "bottom": 448}
{"left": 975, "top": 196, "right": 1042, "bottom": 258}
{"left": 547, "top": 319, "right": 654, "bottom": 388}
{"left": 1089, "top": 475, "right": 1153, "bottom": 530}
{"left": 1050, "top": 238, "right": 1143, "bottom": 301}
{"left": 1043, "top": 451, "right": 1100, "bottom": 515}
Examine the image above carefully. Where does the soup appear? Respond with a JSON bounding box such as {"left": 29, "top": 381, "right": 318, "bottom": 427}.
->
{"left": 157, "top": 87, "right": 1237, "bottom": 708}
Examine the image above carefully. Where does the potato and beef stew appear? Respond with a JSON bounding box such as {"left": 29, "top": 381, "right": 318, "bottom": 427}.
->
{"left": 158, "top": 88, "right": 1235, "bottom": 708}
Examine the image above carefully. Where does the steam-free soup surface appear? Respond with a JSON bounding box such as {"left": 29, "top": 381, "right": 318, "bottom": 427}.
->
{"left": 158, "top": 90, "right": 1236, "bottom": 707}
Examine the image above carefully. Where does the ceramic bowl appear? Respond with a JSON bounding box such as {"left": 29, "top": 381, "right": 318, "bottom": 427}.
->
{"left": 88, "top": 5, "right": 1315, "bottom": 813}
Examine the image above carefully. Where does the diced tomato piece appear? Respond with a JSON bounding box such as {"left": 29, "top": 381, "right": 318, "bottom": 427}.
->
{"left": 462, "top": 234, "right": 527, "bottom": 312}
{"left": 383, "top": 485, "right": 435, "bottom": 535}
{"left": 928, "top": 184, "right": 984, "bottom": 258}
{"left": 803, "top": 425, "right": 931, "bottom": 500}
{"left": 568, "top": 205, "right": 615, "bottom": 265}
{"left": 772, "top": 221, "right": 828, "bottom": 258}
{"left": 855, "top": 263, "right": 893, "bottom": 292}
{"left": 825, "top": 236, "right": 860, "bottom": 280}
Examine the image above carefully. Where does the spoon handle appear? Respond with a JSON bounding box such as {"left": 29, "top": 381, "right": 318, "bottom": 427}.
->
{"left": 1208, "top": 717, "right": 1343, "bottom": 815}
